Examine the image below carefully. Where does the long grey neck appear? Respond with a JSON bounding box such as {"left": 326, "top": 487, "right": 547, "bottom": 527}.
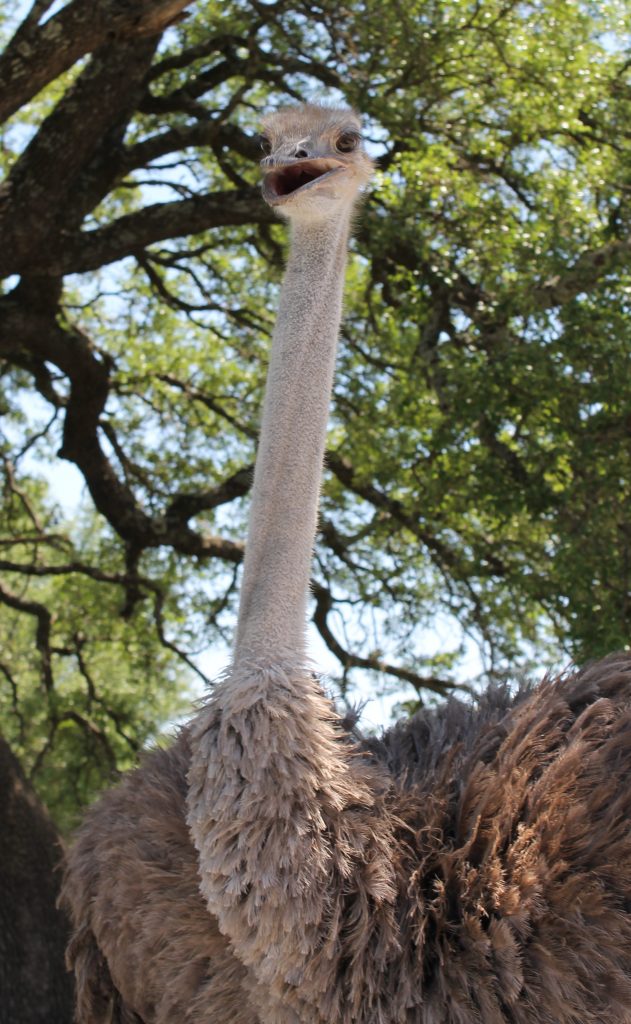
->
{"left": 234, "top": 213, "right": 352, "bottom": 664}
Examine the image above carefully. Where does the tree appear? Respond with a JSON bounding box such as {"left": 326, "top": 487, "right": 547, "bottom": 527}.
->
{"left": 0, "top": 734, "right": 73, "bottom": 1023}
{"left": 1, "top": 0, "right": 630, "bottom": 826}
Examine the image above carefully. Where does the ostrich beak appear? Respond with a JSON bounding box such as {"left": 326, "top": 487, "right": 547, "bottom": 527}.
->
{"left": 262, "top": 158, "right": 346, "bottom": 206}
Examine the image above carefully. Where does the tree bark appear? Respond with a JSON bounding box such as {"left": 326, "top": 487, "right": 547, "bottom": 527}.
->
{"left": 0, "top": 0, "right": 192, "bottom": 123}
{"left": 0, "top": 737, "right": 73, "bottom": 1024}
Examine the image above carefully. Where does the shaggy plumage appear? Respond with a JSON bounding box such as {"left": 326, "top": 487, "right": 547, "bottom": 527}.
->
{"left": 62, "top": 737, "right": 257, "bottom": 1024}
{"left": 62, "top": 654, "right": 631, "bottom": 1022}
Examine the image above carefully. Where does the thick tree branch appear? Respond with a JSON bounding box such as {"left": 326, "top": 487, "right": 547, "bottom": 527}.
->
{"left": 23, "top": 190, "right": 278, "bottom": 275}
{"left": 140, "top": 44, "right": 342, "bottom": 115}
{"left": 148, "top": 34, "right": 249, "bottom": 79}
{"left": 165, "top": 466, "right": 253, "bottom": 525}
{"left": 0, "top": 296, "right": 244, "bottom": 562}
{"left": 140, "top": 55, "right": 249, "bottom": 114}
{"left": 0, "top": 0, "right": 192, "bottom": 123}
{"left": 0, "top": 33, "right": 160, "bottom": 275}
{"left": 122, "top": 122, "right": 262, "bottom": 173}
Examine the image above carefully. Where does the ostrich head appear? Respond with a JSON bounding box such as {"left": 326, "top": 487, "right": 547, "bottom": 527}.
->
{"left": 260, "top": 103, "right": 373, "bottom": 219}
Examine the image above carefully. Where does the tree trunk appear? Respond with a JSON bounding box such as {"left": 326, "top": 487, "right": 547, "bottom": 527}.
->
{"left": 0, "top": 737, "right": 73, "bottom": 1024}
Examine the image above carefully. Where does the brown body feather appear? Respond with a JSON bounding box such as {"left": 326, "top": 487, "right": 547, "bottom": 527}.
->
{"left": 62, "top": 653, "right": 631, "bottom": 1023}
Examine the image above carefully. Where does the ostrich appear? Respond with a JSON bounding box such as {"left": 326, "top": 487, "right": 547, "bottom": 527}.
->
{"left": 62, "top": 103, "right": 631, "bottom": 1024}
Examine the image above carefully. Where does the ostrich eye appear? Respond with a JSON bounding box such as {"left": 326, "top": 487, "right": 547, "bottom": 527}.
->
{"left": 259, "top": 134, "right": 273, "bottom": 156}
{"left": 335, "top": 130, "right": 360, "bottom": 153}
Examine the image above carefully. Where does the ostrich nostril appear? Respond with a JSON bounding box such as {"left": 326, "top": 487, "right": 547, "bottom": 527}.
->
{"left": 294, "top": 147, "right": 308, "bottom": 159}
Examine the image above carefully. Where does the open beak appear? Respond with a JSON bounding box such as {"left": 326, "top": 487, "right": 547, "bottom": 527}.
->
{"left": 262, "top": 158, "right": 346, "bottom": 206}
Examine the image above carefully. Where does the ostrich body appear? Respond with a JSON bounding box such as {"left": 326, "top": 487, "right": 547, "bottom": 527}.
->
{"left": 62, "top": 104, "right": 631, "bottom": 1024}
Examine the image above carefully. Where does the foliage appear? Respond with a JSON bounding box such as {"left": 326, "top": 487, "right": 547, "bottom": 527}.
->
{"left": 0, "top": 468, "right": 193, "bottom": 828}
{"left": 0, "top": 0, "right": 630, "bottom": 821}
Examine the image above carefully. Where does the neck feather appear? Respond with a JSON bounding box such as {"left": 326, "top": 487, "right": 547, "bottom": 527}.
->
{"left": 234, "top": 213, "right": 352, "bottom": 663}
